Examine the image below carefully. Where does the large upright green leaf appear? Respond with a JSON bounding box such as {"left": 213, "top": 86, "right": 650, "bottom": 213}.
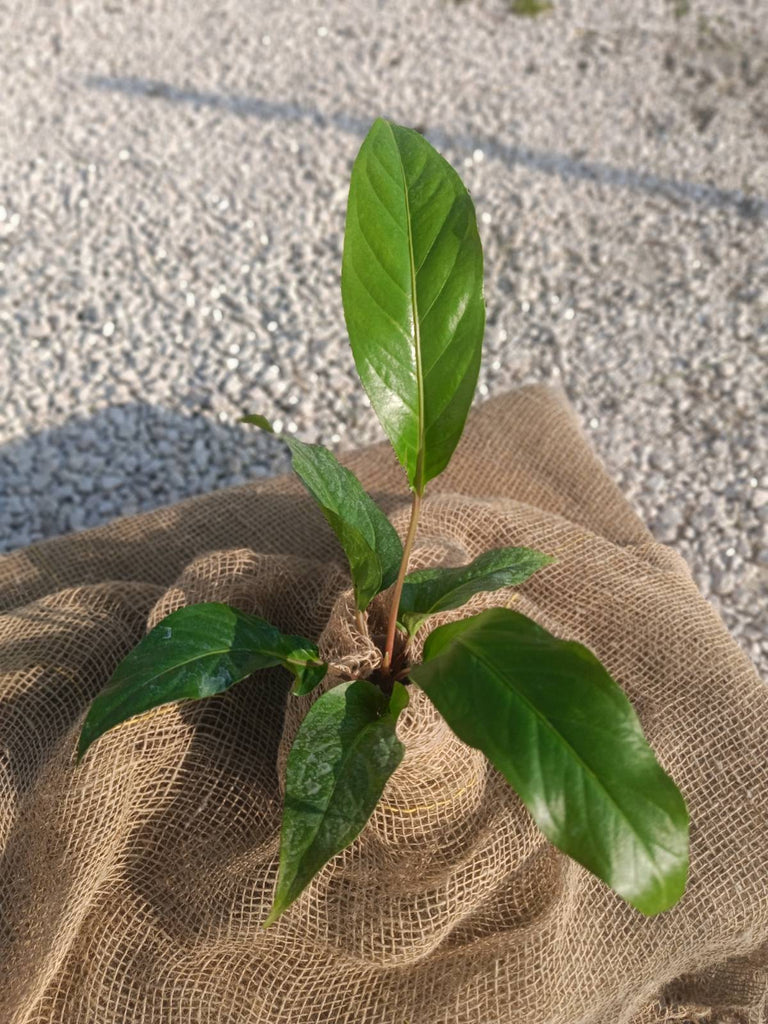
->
{"left": 241, "top": 415, "right": 403, "bottom": 611}
{"left": 411, "top": 609, "right": 689, "bottom": 915}
{"left": 77, "top": 603, "right": 327, "bottom": 759}
{"left": 265, "top": 679, "right": 409, "bottom": 926}
{"left": 341, "top": 119, "right": 485, "bottom": 494}
{"left": 398, "top": 546, "right": 554, "bottom": 637}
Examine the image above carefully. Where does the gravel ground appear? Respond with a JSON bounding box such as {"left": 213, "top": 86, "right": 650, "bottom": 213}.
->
{"left": 1, "top": 0, "right": 766, "bottom": 672}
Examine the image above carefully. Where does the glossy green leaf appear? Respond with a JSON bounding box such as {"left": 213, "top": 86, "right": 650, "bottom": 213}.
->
{"left": 341, "top": 119, "right": 485, "bottom": 494}
{"left": 398, "top": 546, "right": 554, "bottom": 637}
{"left": 241, "top": 415, "right": 402, "bottom": 611}
{"left": 77, "top": 603, "right": 327, "bottom": 759}
{"left": 265, "top": 679, "right": 409, "bottom": 926}
{"left": 411, "top": 608, "right": 689, "bottom": 915}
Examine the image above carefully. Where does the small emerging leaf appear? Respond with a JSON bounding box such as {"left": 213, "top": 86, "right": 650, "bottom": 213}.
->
{"left": 398, "top": 546, "right": 554, "bottom": 637}
{"left": 411, "top": 608, "right": 689, "bottom": 915}
{"left": 341, "top": 119, "right": 485, "bottom": 494}
{"left": 265, "top": 679, "right": 409, "bottom": 926}
{"left": 78, "top": 602, "right": 327, "bottom": 759}
{"left": 241, "top": 415, "right": 402, "bottom": 611}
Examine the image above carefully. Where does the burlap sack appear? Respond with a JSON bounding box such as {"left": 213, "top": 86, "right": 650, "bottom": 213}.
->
{"left": 1, "top": 386, "right": 766, "bottom": 1024}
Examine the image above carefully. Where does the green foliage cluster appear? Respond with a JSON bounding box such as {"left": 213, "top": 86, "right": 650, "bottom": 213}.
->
{"left": 78, "top": 120, "right": 689, "bottom": 926}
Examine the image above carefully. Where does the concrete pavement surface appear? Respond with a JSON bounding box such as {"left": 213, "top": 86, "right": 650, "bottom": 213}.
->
{"left": 1, "top": 0, "right": 766, "bottom": 672}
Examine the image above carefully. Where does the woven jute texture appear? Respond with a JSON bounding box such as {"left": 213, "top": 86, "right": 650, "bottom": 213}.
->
{"left": 1, "top": 386, "right": 766, "bottom": 1024}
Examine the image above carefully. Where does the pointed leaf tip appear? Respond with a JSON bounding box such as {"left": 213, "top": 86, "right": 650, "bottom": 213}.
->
{"left": 239, "top": 413, "right": 274, "bottom": 432}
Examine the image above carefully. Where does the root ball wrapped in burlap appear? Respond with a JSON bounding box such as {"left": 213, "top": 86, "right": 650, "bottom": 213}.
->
{"left": 0, "top": 387, "right": 766, "bottom": 1024}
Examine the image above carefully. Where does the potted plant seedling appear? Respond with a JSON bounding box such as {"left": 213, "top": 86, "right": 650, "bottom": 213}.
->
{"left": 77, "top": 119, "right": 689, "bottom": 927}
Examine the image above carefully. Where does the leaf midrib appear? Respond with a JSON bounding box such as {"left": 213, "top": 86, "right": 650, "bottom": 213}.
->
{"left": 114, "top": 643, "right": 294, "bottom": 693}
{"left": 405, "top": 561, "right": 536, "bottom": 613}
{"left": 387, "top": 122, "right": 425, "bottom": 492}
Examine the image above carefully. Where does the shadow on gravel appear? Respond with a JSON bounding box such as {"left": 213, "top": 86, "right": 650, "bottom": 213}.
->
{"left": 86, "top": 74, "right": 768, "bottom": 222}
{"left": 0, "top": 404, "right": 406, "bottom": 617}
{"left": 0, "top": 402, "right": 290, "bottom": 556}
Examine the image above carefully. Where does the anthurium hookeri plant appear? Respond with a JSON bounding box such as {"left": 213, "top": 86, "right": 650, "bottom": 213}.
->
{"left": 78, "top": 119, "right": 689, "bottom": 924}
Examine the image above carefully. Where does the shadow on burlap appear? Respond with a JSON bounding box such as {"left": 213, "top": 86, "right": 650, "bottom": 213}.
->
{"left": 0, "top": 386, "right": 766, "bottom": 1024}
